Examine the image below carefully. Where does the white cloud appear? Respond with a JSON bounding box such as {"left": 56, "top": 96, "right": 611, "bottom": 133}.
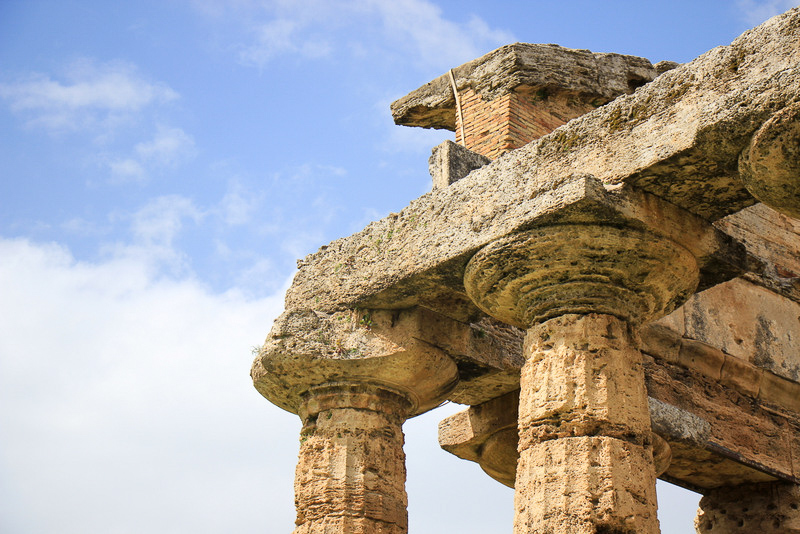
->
{"left": 239, "top": 17, "right": 332, "bottom": 64}
{"left": 217, "top": 181, "right": 263, "bottom": 226}
{"left": 0, "top": 237, "right": 297, "bottom": 534}
{"left": 0, "top": 235, "right": 702, "bottom": 534}
{"left": 106, "top": 126, "right": 196, "bottom": 184}
{"left": 135, "top": 126, "right": 197, "bottom": 167}
{"left": 369, "top": 0, "right": 515, "bottom": 69}
{"left": 130, "top": 194, "right": 203, "bottom": 247}
{"left": 203, "top": 0, "right": 514, "bottom": 70}
{"left": 0, "top": 235, "right": 522, "bottom": 534}
{"left": 736, "top": 0, "right": 800, "bottom": 24}
{"left": 0, "top": 59, "right": 178, "bottom": 133}
{"left": 108, "top": 157, "right": 148, "bottom": 182}
{"left": 92, "top": 195, "right": 204, "bottom": 278}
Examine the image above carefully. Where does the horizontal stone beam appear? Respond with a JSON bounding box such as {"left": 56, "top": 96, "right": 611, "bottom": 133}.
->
{"left": 439, "top": 346, "right": 800, "bottom": 491}
{"left": 433, "top": 310, "right": 800, "bottom": 491}
{"left": 288, "top": 175, "right": 750, "bottom": 321}
{"left": 286, "top": 10, "right": 800, "bottom": 317}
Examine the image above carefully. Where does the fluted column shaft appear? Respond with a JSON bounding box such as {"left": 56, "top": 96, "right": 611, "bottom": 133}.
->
{"left": 514, "top": 313, "right": 659, "bottom": 534}
{"left": 294, "top": 383, "right": 412, "bottom": 534}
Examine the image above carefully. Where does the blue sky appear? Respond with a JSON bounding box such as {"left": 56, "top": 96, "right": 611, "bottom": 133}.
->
{"left": 1, "top": 1, "right": 798, "bottom": 533}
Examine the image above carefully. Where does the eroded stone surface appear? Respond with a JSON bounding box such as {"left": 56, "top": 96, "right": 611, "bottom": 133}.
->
{"left": 715, "top": 203, "right": 800, "bottom": 301}
{"left": 514, "top": 314, "right": 659, "bottom": 534}
{"left": 437, "top": 315, "right": 800, "bottom": 492}
{"left": 464, "top": 224, "right": 699, "bottom": 328}
{"left": 254, "top": 10, "right": 800, "bottom": 533}
{"left": 739, "top": 102, "right": 800, "bottom": 219}
{"left": 695, "top": 482, "right": 800, "bottom": 533}
{"left": 675, "top": 278, "right": 800, "bottom": 382}
{"left": 286, "top": 10, "right": 800, "bottom": 323}
{"left": 294, "top": 383, "right": 410, "bottom": 534}
{"left": 515, "top": 437, "right": 660, "bottom": 534}
{"left": 428, "top": 140, "right": 490, "bottom": 189}
{"left": 252, "top": 308, "right": 459, "bottom": 416}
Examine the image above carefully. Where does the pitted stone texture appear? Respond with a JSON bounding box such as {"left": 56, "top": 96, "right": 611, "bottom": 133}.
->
{"left": 288, "top": 11, "right": 800, "bottom": 321}
{"left": 695, "top": 482, "right": 800, "bottom": 533}
{"left": 464, "top": 224, "right": 699, "bottom": 329}
{"left": 294, "top": 384, "right": 410, "bottom": 534}
{"left": 739, "top": 102, "right": 800, "bottom": 219}
{"left": 519, "top": 315, "right": 652, "bottom": 447}
{"left": 672, "top": 277, "right": 800, "bottom": 382}
{"left": 715, "top": 203, "right": 800, "bottom": 301}
{"left": 439, "top": 390, "right": 675, "bottom": 490}
{"left": 514, "top": 437, "right": 660, "bottom": 534}
{"left": 514, "top": 314, "right": 659, "bottom": 534}
{"left": 252, "top": 309, "right": 458, "bottom": 416}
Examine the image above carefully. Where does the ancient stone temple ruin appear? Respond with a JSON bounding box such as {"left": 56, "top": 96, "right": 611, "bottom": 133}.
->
{"left": 252, "top": 8, "right": 800, "bottom": 533}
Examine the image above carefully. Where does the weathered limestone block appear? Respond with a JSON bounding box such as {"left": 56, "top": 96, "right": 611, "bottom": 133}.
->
{"left": 462, "top": 224, "right": 699, "bottom": 328}
{"left": 463, "top": 223, "right": 699, "bottom": 534}
{"left": 739, "top": 102, "right": 800, "bottom": 219}
{"left": 287, "top": 10, "right": 800, "bottom": 327}
{"left": 519, "top": 315, "right": 652, "bottom": 447}
{"left": 715, "top": 203, "right": 800, "bottom": 301}
{"left": 518, "top": 436, "right": 659, "bottom": 534}
{"left": 428, "top": 140, "right": 490, "bottom": 189}
{"left": 439, "top": 392, "right": 674, "bottom": 489}
{"left": 662, "top": 277, "right": 800, "bottom": 382}
{"left": 252, "top": 308, "right": 458, "bottom": 416}
{"left": 695, "top": 482, "right": 800, "bottom": 533}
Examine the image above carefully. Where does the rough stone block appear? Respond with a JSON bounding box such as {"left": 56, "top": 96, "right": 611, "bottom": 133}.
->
{"left": 682, "top": 278, "right": 800, "bottom": 382}
{"left": 695, "top": 482, "right": 800, "bottom": 533}
{"left": 428, "top": 140, "right": 490, "bottom": 189}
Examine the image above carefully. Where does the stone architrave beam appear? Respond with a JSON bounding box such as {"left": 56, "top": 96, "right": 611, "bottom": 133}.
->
{"left": 435, "top": 319, "right": 800, "bottom": 492}
{"left": 289, "top": 174, "right": 750, "bottom": 323}
{"left": 695, "top": 482, "right": 800, "bottom": 532}
{"left": 286, "top": 9, "right": 800, "bottom": 320}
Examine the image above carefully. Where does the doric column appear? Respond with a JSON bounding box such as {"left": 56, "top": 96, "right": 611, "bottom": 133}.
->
{"left": 294, "top": 383, "right": 411, "bottom": 534}
{"left": 695, "top": 482, "right": 800, "bottom": 533}
{"left": 464, "top": 224, "right": 699, "bottom": 534}
{"left": 252, "top": 308, "right": 458, "bottom": 534}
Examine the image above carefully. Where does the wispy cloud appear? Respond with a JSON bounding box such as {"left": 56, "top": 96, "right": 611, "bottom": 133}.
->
{"left": 107, "top": 126, "right": 197, "bottom": 183}
{"left": 736, "top": 0, "right": 800, "bottom": 25}
{"left": 197, "top": 0, "right": 514, "bottom": 70}
{"left": 0, "top": 59, "right": 178, "bottom": 134}
{"left": 130, "top": 195, "right": 203, "bottom": 248}
{"left": 217, "top": 181, "right": 263, "bottom": 226}
{"left": 370, "top": 0, "right": 515, "bottom": 70}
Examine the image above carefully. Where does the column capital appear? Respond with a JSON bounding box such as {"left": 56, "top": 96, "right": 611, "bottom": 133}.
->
{"left": 464, "top": 223, "right": 699, "bottom": 328}
{"left": 251, "top": 307, "right": 459, "bottom": 417}
{"left": 739, "top": 102, "right": 800, "bottom": 219}
{"left": 298, "top": 381, "right": 413, "bottom": 422}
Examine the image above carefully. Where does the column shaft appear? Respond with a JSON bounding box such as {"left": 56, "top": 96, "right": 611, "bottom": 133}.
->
{"left": 294, "top": 383, "right": 411, "bottom": 534}
{"left": 514, "top": 313, "right": 660, "bottom": 534}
